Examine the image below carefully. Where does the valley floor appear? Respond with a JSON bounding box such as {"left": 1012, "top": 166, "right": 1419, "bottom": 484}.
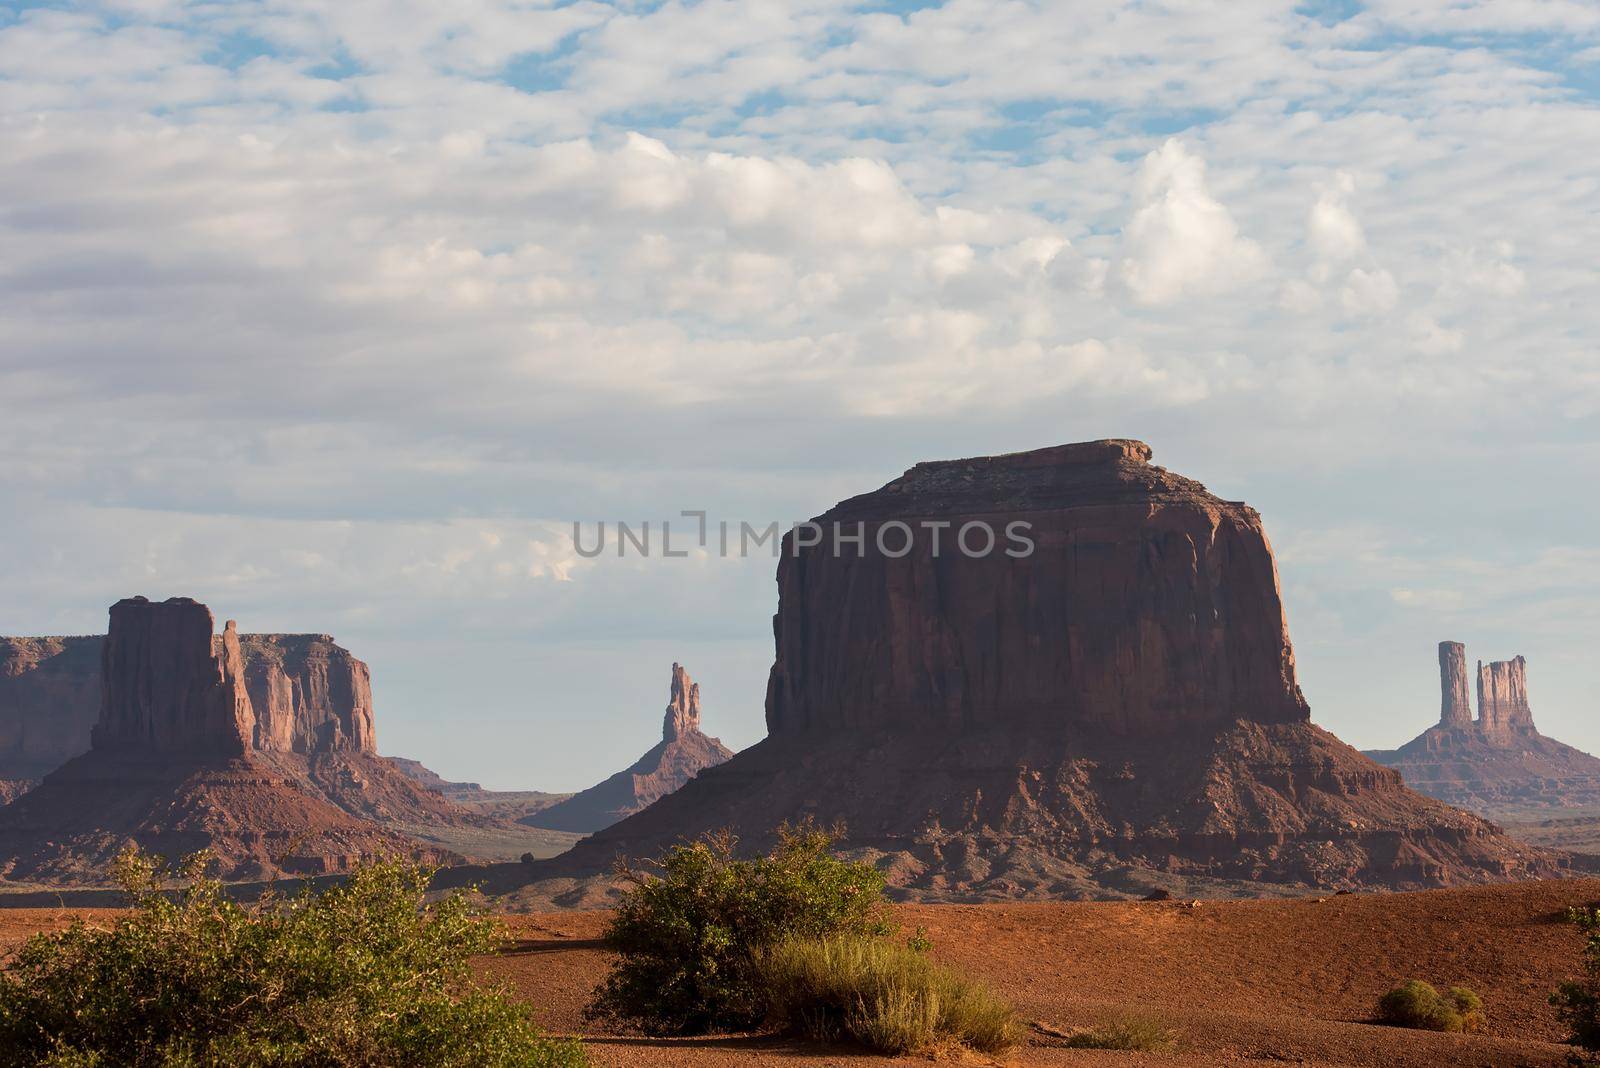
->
{"left": 3, "top": 878, "right": 1596, "bottom": 1065}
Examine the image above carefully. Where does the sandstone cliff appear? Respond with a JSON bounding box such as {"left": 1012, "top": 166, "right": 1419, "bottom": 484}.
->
{"left": 1439, "top": 641, "right": 1474, "bottom": 729}
{"left": 0, "top": 598, "right": 469, "bottom": 882}
{"left": 515, "top": 441, "right": 1555, "bottom": 903}
{"left": 238, "top": 634, "right": 376, "bottom": 754}
{"left": 1367, "top": 643, "right": 1600, "bottom": 814}
{"left": 523, "top": 663, "right": 734, "bottom": 834}
{"left": 764, "top": 439, "right": 1309, "bottom": 738}
{"left": 1, "top": 628, "right": 384, "bottom": 801}
{"left": 0, "top": 636, "right": 101, "bottom": 797}
{"left": 92, "top": 597, "right": 255, "bottom": 755}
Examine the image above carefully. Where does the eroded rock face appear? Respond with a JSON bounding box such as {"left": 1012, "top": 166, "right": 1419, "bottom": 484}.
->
{"left": 0, "top": 637, "right": 101, "bottom": 785}
{"left": 92, "top": 597, "right": 254, "bottom": 756}
{"left": 0, "top": 598, "right": 472, "bottom": 882}
{"left": 764, "top": 438, "right": 1309, "bottom": 738}
{"left": 1368, "top": 646, "right": 1600, "bottom": 814}
{"left": 1478, "top": 657, "right": 1535, "bottom": 736}
{"left": 1439, "top": 642, "right": 1473, "bottom": 729}
{"left": 0, "top": 629, "right": 379, "bottom": 792}
{"left": 529, "top": 441, "right": 1556, "bottom": 902}
{"left": 238, "top": 635, "right": 376, "bottom": 754}
{"left": 524, "top": 662, "right": 733, "bottom": 834}
{"left": 662, "top": 663, "right": 701, "bottom": 743}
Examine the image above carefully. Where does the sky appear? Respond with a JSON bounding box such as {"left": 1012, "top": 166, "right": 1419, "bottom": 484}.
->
{"left": 0, "top": 0, "right": 1596, "bottom": 791}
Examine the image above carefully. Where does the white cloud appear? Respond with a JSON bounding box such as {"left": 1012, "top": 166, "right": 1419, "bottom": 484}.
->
{"left": 1115, "top": 139, "right": 1267, "bottom": 305}
{"left": 1340, "top": 267, "right": 1400, "bottom": 317}
{"left": 1308, "top": 172, "right": 1367, "bottom": 262}
{"left": 1407, "top": 313, "right": 1464, "bottom": 355}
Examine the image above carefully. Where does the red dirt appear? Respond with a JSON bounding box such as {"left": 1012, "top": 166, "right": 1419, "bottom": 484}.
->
{"left": 3, "top": 877, "right": 1594, "bottom": 1065}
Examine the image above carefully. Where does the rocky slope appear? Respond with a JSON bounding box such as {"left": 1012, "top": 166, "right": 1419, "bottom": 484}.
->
{"left": 1366, "top": 643, "right": 1600, "bottom": 814}
{"left": 509, "top": 440, "right": 1556, "bottom": 903}
{"left": 0, "top": 598, "right": 466, "bottom": 882}
{"left": 523, "top": 663, "right": 734, "bottom": 834}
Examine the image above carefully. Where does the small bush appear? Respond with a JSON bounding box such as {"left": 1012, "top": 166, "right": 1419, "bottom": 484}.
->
{"left": 1555, "top": 905, "right": 1600, "bottom": 1052}
{"left": 1377, "top": 979, "right": 1484, "bottom": 1033}
{"left": 757, "top": 935, "right": 1020, "bottom": 1055}
{"left": 586, "top": 822, "right": 891, "bottom": 1035}
{"left": 1060, "top": 1011, "right": 1182, "bottom": 1051}
{"left": 0, "top": 848, "right": 585, "bottom": 1068}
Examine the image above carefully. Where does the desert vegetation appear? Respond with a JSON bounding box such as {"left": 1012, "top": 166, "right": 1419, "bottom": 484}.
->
{"left": 1376, "top": 979, "right": 1485, "bottom": 1033}
{"left": 0, "top": 849, "right": 584, "bottom": 1068}
{"left": 757, "top": 935, "right": 1019, "bottom": 1053}
{"left": 586, "top": 823, "right": 1018, "bottom": 1054}
{"left": 1554, "top": 904, "right": 1600, "bottom": 1054}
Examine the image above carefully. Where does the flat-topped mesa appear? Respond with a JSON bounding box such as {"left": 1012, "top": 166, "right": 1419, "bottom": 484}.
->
{"left": 236, "top": 634, "right": 376, "bottom": 754}
{"left": 765, "top": 439, "right": 1309, "bottom": 738}
{"left": 662, "top": 662, "right": 701, "bottom": 743}
{"left": 1439, "top": 641, "right": 1474, "bottom": 728}
{"left": 1478, "top": 657, "right": 1535, "bottom": 736}
{"left": 92, "top": 597, "right": 254, "bottom": 756}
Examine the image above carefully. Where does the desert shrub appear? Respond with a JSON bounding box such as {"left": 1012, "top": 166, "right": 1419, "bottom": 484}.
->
{"left": 1554, "top": 905, "right": 1600, "bottom": 1051}
{"left": 1060, "top": 1011, "right": 1182, "bottom": 1051}
{"left": 0, "top": 848, "right": 585, "bottom": 1068}
{"left": 586, "top": 823, "right": 891, "bottom": 1035}
{"left": 757, "top": 935, "right": 1020, "bottom": 1055}
{"left": 1376, "top": 979, "right": 1484, "bottom": 1033}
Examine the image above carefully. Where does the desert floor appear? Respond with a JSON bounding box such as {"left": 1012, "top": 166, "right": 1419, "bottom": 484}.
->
{"left": 4, "top": 878, "right": 1598, "bottom": 1066}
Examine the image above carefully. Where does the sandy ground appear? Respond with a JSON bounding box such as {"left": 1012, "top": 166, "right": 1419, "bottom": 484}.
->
{"left": 4, "top": 878, "right": 1598, "bottom": 1066}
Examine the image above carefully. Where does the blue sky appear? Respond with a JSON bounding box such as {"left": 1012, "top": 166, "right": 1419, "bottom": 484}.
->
{"left": 0, "top": 0, "right": 1596, "bottom": 789}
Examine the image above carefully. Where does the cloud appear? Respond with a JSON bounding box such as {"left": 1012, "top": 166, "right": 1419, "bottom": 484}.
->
{"left": 1308, "top": 172, "right": 1367, "bottom": 262}
{"left": 1340, "top": 267, "right": 1400, "bottom": 316}
{"left": 1115, "top": 140, "right": 1267, "bottom": 305}
{"left": 2, "top": 0, "right": 1600, "bottom": 782}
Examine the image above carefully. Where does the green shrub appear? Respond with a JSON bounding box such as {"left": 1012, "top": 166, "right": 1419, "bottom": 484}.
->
{"left": 1377, "top": 979, "right": 1484, "bottom": 1033}
{"left": 757, "top": 935, "right": 1020, "bottom": 1054}
{"left": 0, "top": 848, "right": 585, "bottom": 1068}
{"left": 1060, "top": 1011, "right": 1181, "bottom": 1051}
{"left": 586, "top": 823, "right": 891, "bottom": 1035}
{"left": 1555, "top": 906, "right": 1600, "bottom": 1051}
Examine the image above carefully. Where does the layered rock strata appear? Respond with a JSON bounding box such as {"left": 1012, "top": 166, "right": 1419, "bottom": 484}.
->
{"left": 522, "top": 441, "right": 1556, "bottom": 902}
{"left": 0, "top": 598, "right": 467, "bottom": 882}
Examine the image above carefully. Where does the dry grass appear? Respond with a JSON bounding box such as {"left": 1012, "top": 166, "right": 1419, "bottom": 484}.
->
{"left": 757, "top": 935, "right": 1020, "bottom": 1055}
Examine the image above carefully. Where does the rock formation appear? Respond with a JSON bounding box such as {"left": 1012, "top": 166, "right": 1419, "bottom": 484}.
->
{"left": 662, "top": 663, "right": 701, "bottom": 743}
{"left": 522, "top": 663, "right": 734, "bottom": 834}
{"left": 1478, "top": 656, "right": 1536, "bottom": 737}
{"left": 241, "top": 634, "right": 376, "bottom": 755}
{"left": 0, "top": 597, "right": 470, "bottom": 882}
{"left": 1367, "top": 644, "right": 1600, "bottom": 814}
{"left": 2, "top": 627, "right": 388, "bottom": 802}
{"left": 1439, "top": 642, "right": 1473, "bottom": 729}
{"left": 513, "top": 441, "right": 1556, "bottom": 903}
{"left": 93, "top": 597, "right": 255, "bottom": 755}
{"left": 0, "top": 637, "right": 102, "bottom": 799}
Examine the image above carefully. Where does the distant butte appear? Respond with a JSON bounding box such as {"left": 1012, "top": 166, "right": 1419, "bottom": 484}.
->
{"left": 521, "top": 663, "right": 734, "bottom": 834}
{"left": 500, "top": 439, "right": 1557, "bottom": 905}
{"left": 0, "top": 597, "right": 471, "bottom": 882}
{"left": 1366, "top": 642, "right": 1600, "bottom": 814}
